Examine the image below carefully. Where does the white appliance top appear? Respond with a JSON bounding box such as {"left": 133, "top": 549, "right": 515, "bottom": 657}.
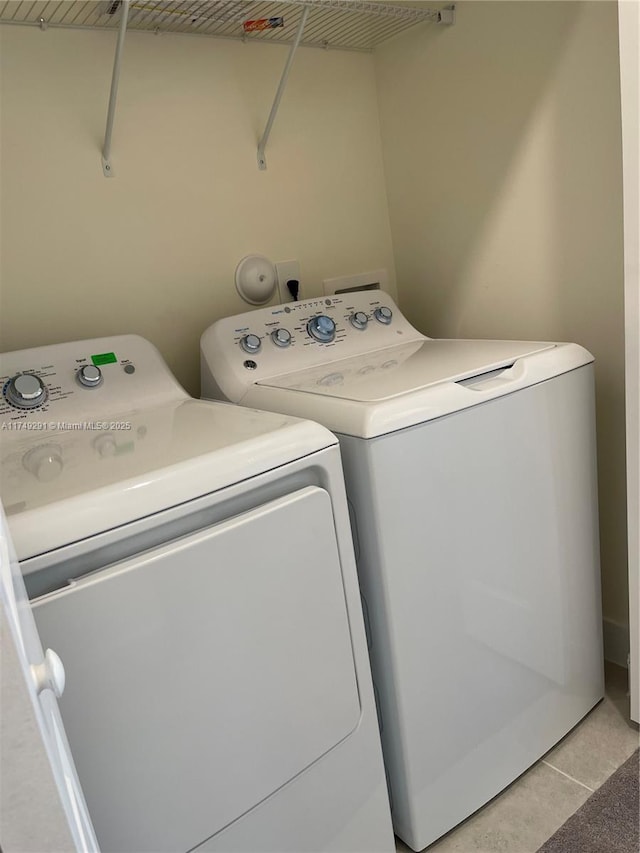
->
{"left": 0, "top": 336, "right": 335, "bottom": 560}
{"left": 200, "top": 292, "right": 594, "bottom": 438}
{"left": 259, "top": 339, "right": 557, "bottom": 399}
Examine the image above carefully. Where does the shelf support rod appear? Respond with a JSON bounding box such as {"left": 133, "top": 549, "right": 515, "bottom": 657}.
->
{"left": 257, "top": 5, "right": 310, "bottom": 171}
{"left": 102, "top": 0, "right": 131, "bottom": 177}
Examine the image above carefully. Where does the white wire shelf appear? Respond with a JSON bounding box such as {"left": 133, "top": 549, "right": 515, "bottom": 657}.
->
{"left": 0, "top": 1, "right": 455, "bottom": 174}
{"left": 0, "top": 0, "right": 454, "bottom": 52}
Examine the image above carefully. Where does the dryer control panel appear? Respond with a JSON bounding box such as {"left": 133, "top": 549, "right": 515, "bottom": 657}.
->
{"left": 0, "top": 335, "right": 187, "bottom": 516}
{"left": 201, "top": 291, "right": 426, "bottom": 403}
{"left": 0, "top": 335, "right": 185, "bottom": 426}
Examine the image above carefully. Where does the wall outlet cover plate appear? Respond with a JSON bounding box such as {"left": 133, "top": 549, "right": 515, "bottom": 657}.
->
{"left": 322, "top": 269, "right": 390, "bottom": 297}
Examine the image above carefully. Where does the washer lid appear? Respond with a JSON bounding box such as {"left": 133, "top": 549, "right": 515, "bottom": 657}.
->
{"left": 258, "top": 339, "right": 556, "bottom": 401}
{"left": 1, "top": 399, "right": 336, "bottom": 560}
{"left": 250, "top": 338, "right": 594, "bottom": 438}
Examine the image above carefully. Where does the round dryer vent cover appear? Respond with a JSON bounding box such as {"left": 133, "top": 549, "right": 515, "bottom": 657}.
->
{"left": 235, "top": 254, "right": 277, "bottom": 305}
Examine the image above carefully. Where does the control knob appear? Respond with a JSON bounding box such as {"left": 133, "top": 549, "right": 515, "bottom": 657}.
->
{"left": 307, "top": 315, "right": 336, "bottom": 343}
{"left": 77, "top": 364, "right": 103, "bottom": 388}
{"left": 240, "top": 334, "right": 262, "bottom": 354}
{"left": 350, "top": 311, "right": 369, "bottom": 330}
{"left": 5, "top": 373, "right": 47, "bottom": 409}
{"left": 271, "top": 328, "right": 292, "bottom": 348}
{"left": 374, "top": 306, "right": 393, "bottom": 325}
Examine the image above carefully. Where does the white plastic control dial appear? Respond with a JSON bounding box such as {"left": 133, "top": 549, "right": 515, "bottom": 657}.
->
{"left": 77, "top": 364, "right": 103, "bottom": 388}
{"left": 374, "top": 306, "right": 393, "bottom": 325}
{"left": 307, "top": 315, "right": 336, "bottom": 343}
{"left": 241, "top": 334, "right": 262, "bottom": 354}
{"left": 350, "top": 311, "right": 369, "bottom": 330}
{"left": 5, "top": 373, "right": 47, "bottom": 409}
{"left": 271, "top": 328, "right": 292, "bottom": 348}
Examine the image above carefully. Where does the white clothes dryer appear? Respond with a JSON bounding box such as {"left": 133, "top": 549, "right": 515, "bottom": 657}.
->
{"left": 0, "top": 335, "right": 394, "bottom": 853}
{"left": 201, "top": 292, "right": 605, "bottom": 852}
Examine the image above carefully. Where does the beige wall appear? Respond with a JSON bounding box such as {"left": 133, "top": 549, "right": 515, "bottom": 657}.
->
{"left": 375, "top": 2, "right": 627, "bottom": 626}
{"left": 0, "top": 26, "right": 395, "bottom": 395}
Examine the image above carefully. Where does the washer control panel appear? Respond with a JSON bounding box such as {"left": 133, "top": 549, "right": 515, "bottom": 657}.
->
{"left": 201, "top": 291, "right": 426, "bottom": 403}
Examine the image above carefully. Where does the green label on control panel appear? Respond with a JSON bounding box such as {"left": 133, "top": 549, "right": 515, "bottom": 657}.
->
{"left": 91, "top": 352, "right": 117, "bottom": 366}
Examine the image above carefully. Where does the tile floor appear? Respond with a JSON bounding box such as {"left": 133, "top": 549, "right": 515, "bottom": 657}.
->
{"left": 395, "top": 662, "right": 639, "bottom": 853}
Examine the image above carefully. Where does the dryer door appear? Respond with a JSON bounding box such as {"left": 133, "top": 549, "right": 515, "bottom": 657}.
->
{"left": 0, "top": 504, "right": 98, "bottom": 852}
{"left": 31, "top": 486, "right": 361, "bottom": 853}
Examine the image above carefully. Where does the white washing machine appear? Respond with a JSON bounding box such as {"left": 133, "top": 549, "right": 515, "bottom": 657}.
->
{"left": 0, "top": 335, "right": 394, "bottom": 853}
{"left": 201, "top": 292, "right": 605, "bottom": 852}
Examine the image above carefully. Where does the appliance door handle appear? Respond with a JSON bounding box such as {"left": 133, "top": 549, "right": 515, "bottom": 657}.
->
{"left": 31, "top": 648, "right": 66, "bottom": 698}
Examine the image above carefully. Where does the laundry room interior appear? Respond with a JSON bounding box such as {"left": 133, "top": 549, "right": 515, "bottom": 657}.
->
{"left": 0, "top": 1, "right": 638, "bottom": 852}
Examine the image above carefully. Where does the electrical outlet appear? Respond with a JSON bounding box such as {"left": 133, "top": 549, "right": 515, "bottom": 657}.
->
{"left": 275, "top": 260, "right": 301, "bottom": 303}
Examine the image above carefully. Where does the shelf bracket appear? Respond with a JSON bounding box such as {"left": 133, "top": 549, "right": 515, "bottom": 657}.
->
{"left": 102, "top": 0, "right": 131, "bottom": 178}
{"left": 438, "top": 5, "right": 456, "bottom": 25}
{"left": 257, "top": 5, "right": 310, "bottom": 171}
